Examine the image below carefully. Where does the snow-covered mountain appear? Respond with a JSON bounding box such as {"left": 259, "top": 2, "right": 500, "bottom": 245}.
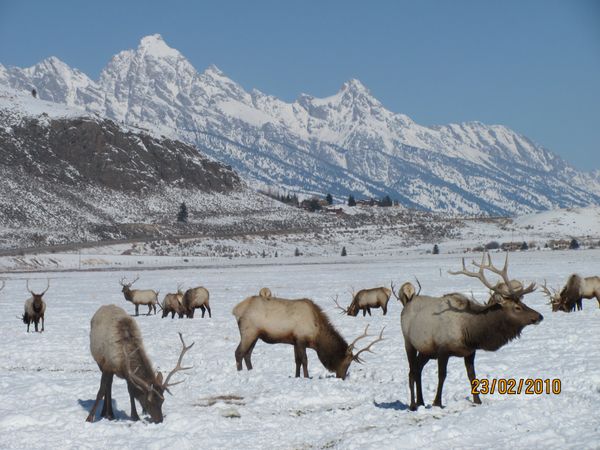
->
{"left": 2, "top": 34, "right": 599, "bottom": 215}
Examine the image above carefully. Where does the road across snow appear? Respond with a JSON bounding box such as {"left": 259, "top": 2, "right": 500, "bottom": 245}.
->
{"left": 0, "top": 250, "right": 598, "bottom": 449}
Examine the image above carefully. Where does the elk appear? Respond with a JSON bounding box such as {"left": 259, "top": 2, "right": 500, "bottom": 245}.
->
{"left": 333, "top": 286, "right": 392, "bottom": 316}
{"left": 401, "top": 253, "right": 542, "bottom": 411}
{"left": 259, "top": 287, "right": 272, "bottom": 298}
{"left": 86, "top": 304, "right": 194, "bottom": 423}
{"left": 542, "top": 275, "right": 600, "bottom": 312}
{"left": 232, "top": 295, "right": 384, "bottom": 379}
{"left": 22, "top": 279, "right": 49, "bottom": 332}
{"left": 161, "top": 286, "right": 185, "bottom": 319}
{"left": 120, "top": 276, "right": 158, "bottom": 316}
{"left": 182, "top": 286, "right": 211, "bottom": 318}
{"left": 391, "top": 279, "right": 421, "bottom": 306}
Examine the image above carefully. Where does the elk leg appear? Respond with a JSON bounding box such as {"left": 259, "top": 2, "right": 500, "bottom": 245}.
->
{"left": 235, "top": 333, "right": 258, "bottom": 371}
{"left": 367, "top": 307, "right": 372, "bottom": 316}
{"left": 135, "top": 304, "right": 139, "bottom": 316}
{"left": 244, "top": 338, "right": 258, "bottom": 370}
{"left": 146, "top": 304, "right": 152, "bottom": 316}
{"left": 432, "top": 354, "right": 449, "bottom": 408}
{"left": 206, "top": 304, "right": 212, "bottom": 318}
{"left": 415, "top": 353, "right": 430, "bottom": 407}
{"left": 26, "top": 320, "right": 30, "bottom": 332}
{"left": 126, "top": 381, "right": 140, "bottom": 421}
{"left": 102, "top": 374, "right": 115, "bottom": 420}
{"left": 294, "top": 345, "right": 302, "bottom": 377}
{"left": 86, "top": 372, "right": 109, "bottom": 422}
{"left": 405, "top": 343, "right": 418, "bottom": 411}
{"left": 362, "top": 308, "right": 366, "bottom": 317}
{"left": 34, "top": 318, "right": 39, "bottom": 332}
{"left": 298, "top": 343, "right": 309, "bottom": 378}
{"left": 382, "top": 303, "right": 387, "bottom": 315}
{"left": 41, "top": 315, "right": 44, "bottom": 332}
{"left": 200, "top": 305, "right": 206, "bottom": 318}
{"left": 464, "top": 352, "right": 481, "bottom": 404}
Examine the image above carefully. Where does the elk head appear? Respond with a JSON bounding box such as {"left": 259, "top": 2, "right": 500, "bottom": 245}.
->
{"left": 27, "top": 279, "right": 49, "bottom": 302}
{"left": 391, "top": 279, "right": 421, "bottom": 306}
{"left": 449, "top": 252, "right": 542, "bottom": 326}
{"left": 124, "top": 333, "right": 194, "bottom": 423}
{"left": 120, "top": 275, "right": 139, "bottom": 296}
{"left": 332, "top": 295, "right": 357, "bottom": 316}
{"left": 541, "top": 280, "right": 564, "bottom": 312}
{"left": 336, "top": 325, "right": 385, "bottom": 379}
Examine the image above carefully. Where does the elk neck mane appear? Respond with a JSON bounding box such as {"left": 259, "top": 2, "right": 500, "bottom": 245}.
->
{"left": 460, "top": 302, "right": 523, "bottom": 351}
{"left": 115, "top": 316, "right": 154, "bottom": 379}
{"left": 312, "top": 304, "right": 348, "bottom": 372}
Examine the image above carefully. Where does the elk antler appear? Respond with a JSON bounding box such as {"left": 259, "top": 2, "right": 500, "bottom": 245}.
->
{"left": 414, "top": 277, "right": 422, "bottom": 297}
{"left": 161, "top": 332, "right": 195, "bottom": 394}
{"left": 120, "top": 275, "right": 140, "bottom": 288}
{"left": 332, "top": 295, "right": 349, "bottom": 314}
{"left": 541, "top": 279, "right": 561, "bottom": 305}
{"left": 352, "top": 326, "right": 385, "bottom": 364}
{"left": 390, "top": 281, "right": 400, "bottom": 301}
{"left": 26, "top": 278, "right": 50, "bottom": 296}
{"left": 449, "top": 252, "right": 535, "bottom": 300}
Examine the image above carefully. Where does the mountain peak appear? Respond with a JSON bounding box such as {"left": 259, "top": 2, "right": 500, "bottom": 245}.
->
{"left": 137, "top": 34, "right": 180, "bottom": 58}
{"left": 340, "top": 78, "right": 370, "bottom": 95}
{"left": 204, "top": 64, "right": 225, "bottom": 77}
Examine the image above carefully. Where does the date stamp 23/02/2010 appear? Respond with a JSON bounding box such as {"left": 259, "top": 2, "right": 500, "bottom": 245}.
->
{"left": 471, "top": 378, "right": 561, "bottom": 395}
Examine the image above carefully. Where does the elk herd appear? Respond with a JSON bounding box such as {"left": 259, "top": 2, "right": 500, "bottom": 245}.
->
{"left": 0, "top": 251, "right": 598, "bottom": 424}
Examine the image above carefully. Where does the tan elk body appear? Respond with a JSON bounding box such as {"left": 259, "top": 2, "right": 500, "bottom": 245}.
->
{"left": 22, "top": 280, "right": 49, "bottom": 332}
{"left": 161, "top": 289, "right": 185, "bottom": 319}
{"left": 335, "top": 287, "right": 392, "bottom": 316}
{"left": 86, "top": 305, "right": 193, "bottom": 423}
{"left": 120, "top": 276, "right": 158, "bottom": 316}
{"left": 232, "top": 295, "right": 383, "bottom": 379}
{"left": 183, "top": 286, "right": 211, "bottom": 318}
{"left": 543, "top": 274, "right": 600, "bottom": 312}
{"left": 401, "top": 253, "right": 542, "bottom": 410}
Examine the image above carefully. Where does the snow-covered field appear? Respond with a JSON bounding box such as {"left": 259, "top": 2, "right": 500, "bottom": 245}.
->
{"left": 0, "top": 250, "right": 599, "bottom": 449}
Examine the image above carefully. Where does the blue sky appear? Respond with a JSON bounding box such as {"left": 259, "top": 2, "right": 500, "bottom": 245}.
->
{"left": 0, "top": 0, "right": 598, "bottom": 170}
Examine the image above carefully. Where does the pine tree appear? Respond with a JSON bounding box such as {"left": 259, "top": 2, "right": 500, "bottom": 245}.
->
{"left": 294, "top": 247, "right": 300, "bottom": 257}
{"left": 432, "top": 244, "right": 439, "bottom": 254}
{"left": 520, "top": 241, "right": 529, "bottom": 251}
{"left": 177, "top": 202, "right": 188, "bottom": 223}
{"left": 569, "top": 238, "right": 580, "bottom": 250}
{"left": 341, "top": 246, "right": 347, "bottom": 256}
{"left": 31, "top": 88, "right": 37, "bottom": 98}
{"left": 348, "top": 195, "right": 356, "bottom": 207}
{"left": 326, "top": 193, "right": 333, "bottom": 205}
{"left": 275, "top": 251, "right": 278, "bottom": 258}
{"left": 262, "top": 250, "right": 266, "bottom": 258}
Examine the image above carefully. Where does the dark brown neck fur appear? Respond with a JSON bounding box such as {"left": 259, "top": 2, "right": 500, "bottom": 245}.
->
{"left": 462, "top": 307, "right": 523, "bottom": 351}
{"left": 311, "top": 304, "right": 349, "bottom": 372}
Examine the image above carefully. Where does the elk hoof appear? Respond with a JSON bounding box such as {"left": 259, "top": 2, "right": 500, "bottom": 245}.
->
{"left": 409, "top": 403, "right": 418, "bottom": 411}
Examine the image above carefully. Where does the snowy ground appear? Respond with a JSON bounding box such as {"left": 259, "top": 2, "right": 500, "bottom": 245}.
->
{"left": 0, "top": 250, "right": 599, "bottom": 449}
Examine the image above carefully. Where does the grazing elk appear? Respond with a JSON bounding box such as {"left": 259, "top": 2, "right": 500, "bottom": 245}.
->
{"left": 333, "top": 286, "right": 393, "bottom": 316}
{"left": 161, "top": 287, "right": 185, "bottom": 319}
{"left": 182, "top": 286, "right": 211, "bottom": 318}
{"left": 22, "top": 279, "right": 49, "bottom": 332}
{"left": 401, "top": 253, "right": 542, "bottom": 411}
{"left": 233, "top": 295, "right": 384, "bottom": 379}
{"left": 542, "top": 275, "right": 600, "bottom": 312}
{"left": 86, "top": 304, "right": 194, "bottom": 423}
{"left": 120, "top": 276, "right": 158, "bottom": 316}
{"left": 259, "top": 287, "right": 272, "bottom": 298}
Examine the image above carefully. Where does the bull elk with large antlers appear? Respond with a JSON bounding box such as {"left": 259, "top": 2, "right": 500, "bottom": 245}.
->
{"left": 22, "top": 279, "right": 49, "bottom": 332}
{"left": 86, "top": 304, "right": 194, "bottom": 423}
{"left": 542, "top": 274, "right": 600, "bottom": 312}
{"left": 120, "top": 276, "right": 158, "bottom": 316}
{"left": 333, "top": 286, "right": 392, "bottom": 316}
{"left": 401, "top": 253, "right": 542, "bottom": 410}
{"left": 233, "top": 295, "right": 384, "bottom": 379}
